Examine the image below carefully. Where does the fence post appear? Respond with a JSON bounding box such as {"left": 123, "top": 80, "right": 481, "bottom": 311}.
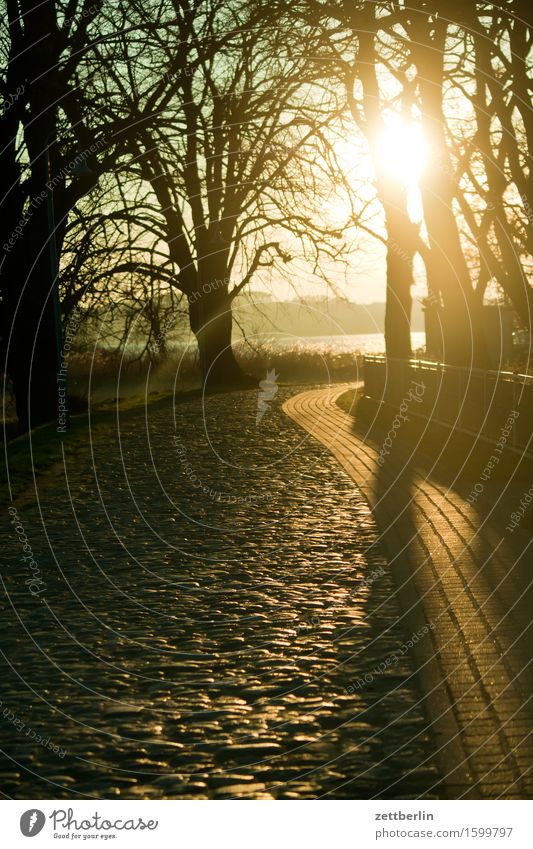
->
{"left": 483, "top": 371, "right": 487, "bottom": 438}
{"left": 456, "top": 367, "right": 460, "bottom": 431}
{"left": 513, "top": 375, "right": 517, "bottom": 450}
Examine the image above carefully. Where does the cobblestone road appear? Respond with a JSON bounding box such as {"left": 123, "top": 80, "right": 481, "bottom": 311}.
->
{"left": 0, "top": 387, "right": 440, "bottom": 799}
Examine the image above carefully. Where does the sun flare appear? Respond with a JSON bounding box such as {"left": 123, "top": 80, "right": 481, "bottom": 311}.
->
{"left": 376, "top": 116, "right": 427, "bottom": 188}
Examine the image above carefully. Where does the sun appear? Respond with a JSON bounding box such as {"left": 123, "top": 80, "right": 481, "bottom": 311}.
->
{"left": 376, "top": 115, "right": 427, "bottom": 188}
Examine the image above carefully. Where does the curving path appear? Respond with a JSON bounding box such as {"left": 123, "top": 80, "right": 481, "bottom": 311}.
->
{"left": 283, "top": 384, "right": 533, "bottom": 799}
{"left": 0, "top": 385, "right": 440, "bottom": 799}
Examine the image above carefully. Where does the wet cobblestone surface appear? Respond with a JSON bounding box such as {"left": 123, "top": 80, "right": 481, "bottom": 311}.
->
{"left": 0, "top": 387, "right": 441, "bottom": 798}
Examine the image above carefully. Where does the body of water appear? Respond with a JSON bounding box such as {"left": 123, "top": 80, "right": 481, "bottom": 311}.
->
{"left": 242, "top": 332, "right": 426, "bottom": 354}
{"left": 111, "top": 331, "right": 426, "bottom": 357}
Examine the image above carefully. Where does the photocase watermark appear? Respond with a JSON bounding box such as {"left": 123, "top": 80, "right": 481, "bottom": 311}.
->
{"left": 520, "top": 192, "right": 533, "bottom": 227}
{"left": 295, "top": 612, "right": 321, "bottom": 634}
{"left": 131, "top": 64, "right": 196, "bottom": 99}
{"left": 0, "top": 700, "right": 66, "bottom": 759}
{"left": 506, "top": 483, "right": 533, "bottom": 534}
{"left": 294, "top": 564, "right": 386, "bottom": 634}
{"left": 1, "top": 83, "right": 25, "bottom": 115}
{"left": 51, "top": 808, "right": 158, "bottom": 835}
{"left": 150, "top": 313, "right": 176, "bottom": 356}
{"left": 2, "top": 189, "right": 48, "bottom": 256}
{"left": 208, "top": 224, "right": 231, "bottom": 247}
{"left": 345, "top": 563, "right": 386, "bottom": 602}
{"left": 20, "top": 807, "right": 159, "bottom": 838}
{"left": 386, "top": 236, "right": 413, "bottom": 265}
{"left": 57, "top": 306, "right": 83, "bottom": 432}
{"left": 256, "top": 369, "right": 279, "bottom": 424}
{"left": 187, "top": 275, "right": 230, "bottom": 305}
{"left": 422, "top": 290, "right": 443, "bottom": 310}
{"left": 61, "top": 1, "right": 100, "bottom": 29}
{"left": 466, "top": 410, "right": 519, "bottom": 504}
{"left": 20, "top": 810, "right": 46, "bottom": 837}
{"left": 130, "top": 61, "right": 199, "bottom": 100}
{"left": 377, "top": 380, "right": 426, "bottom": 465}
{"left": 172, "top": 434, "right": 272, "bottom": 504}
{"left": 344, "top": 622, "right": 435, "bottom": 694}
{"left": 2, "top": 135, "right": 108, "bottom": 256}
{"left": 8, "top": 506, "right": 45, "bottom": 597}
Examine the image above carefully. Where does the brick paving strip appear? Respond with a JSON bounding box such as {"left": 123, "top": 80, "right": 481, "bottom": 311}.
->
{"left": 283, "top": 385, "right": 533, "bottom": 799}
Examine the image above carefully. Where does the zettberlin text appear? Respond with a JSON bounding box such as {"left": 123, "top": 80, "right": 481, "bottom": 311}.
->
{"left": 375, "top": 811, "right": 434, "bottom": 820}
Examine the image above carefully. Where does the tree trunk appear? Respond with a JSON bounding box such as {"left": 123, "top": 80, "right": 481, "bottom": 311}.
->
{"left": 3, "top": 202, "right": 62, "bottom": 429}
{"left": 381, "top": 181, "right": 416, "bottom": 360}
{"left": 187, "top": 280, "right": 255, "bottom": 389}
{"left": 1, "top": 132, "right": 63, "bottom": 429}
{"left": 0, "top": 0, "right": 67, "bottom": 429}
{"left": 469, "top": 19, "right": 533, "bottom": 329}
{"left": 419, "top": 169, "right": 483, "bottom": 365}
{"left": 412, "top": 17, "right": 485, "bottom": 367}
{"left": 352, "top": 22, "right": 415, "bottom": 362}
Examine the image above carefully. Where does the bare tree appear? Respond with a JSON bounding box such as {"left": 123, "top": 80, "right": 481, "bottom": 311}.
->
{"left": 446, "top": 3, "right": 533, "bottom": 330}
{"left": 306, "top": 0, "right": 532, "bottom": 366}
{"left": 0, "top": 0, "right": 107, "bottom": 426}
{"left": 84, "top": 0, "right": 354, "bottom": 387}
{"left": 60, "top": 172, "right": 186, "bottom": 359}
{"left": 292, "top": 0, "right": 423, "bottom": 361}
{"left": 346, "top": 6, "right": 418, "bottom": 361}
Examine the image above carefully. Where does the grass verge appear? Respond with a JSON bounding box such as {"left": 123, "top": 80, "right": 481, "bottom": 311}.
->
{"left": 1, "top": 391, "right": 178, "bottom": 508}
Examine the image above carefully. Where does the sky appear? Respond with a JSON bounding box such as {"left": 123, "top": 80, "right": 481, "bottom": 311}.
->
{"left": 255, "top": 117, "right": 430, "bottom": 305}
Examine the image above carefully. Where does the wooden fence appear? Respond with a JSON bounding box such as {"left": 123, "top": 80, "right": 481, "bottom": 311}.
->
{"left": 363, "top": 356, "right": 533, "bottom": 457}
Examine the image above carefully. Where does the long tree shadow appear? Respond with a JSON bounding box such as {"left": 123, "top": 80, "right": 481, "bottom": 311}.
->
{"left": 346, "top": 403, "right": 453, "bottom": 796}
{"left": 351, "top": 399, "right": 424, "bottom": 628}
{"left": 348, "top": 393, "right": 533, "bottom": 797}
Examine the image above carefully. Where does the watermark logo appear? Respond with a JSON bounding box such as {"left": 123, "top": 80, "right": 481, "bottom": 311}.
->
{"left": 466, "top": 410, "right": 519, "bottom": 505}
{"left": 50, "top": 808, "right": 158, "bottom": 834}
{"left": 20, "top": 810, "right": 46, "bottom": 837}
{"left": 376, "top": 380, "right": 426, "bottom": 465}
{"left": 506, "top": 482, "right": 533, "bottom": 534}
{"left": 256, "top": 368, "right": 279, "bottom": 424}
{"left": 344, "top": 622, "right": 435, "bottom": 694}
{"left": 8, "top": 506, "right": 45, "bottom": 597}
